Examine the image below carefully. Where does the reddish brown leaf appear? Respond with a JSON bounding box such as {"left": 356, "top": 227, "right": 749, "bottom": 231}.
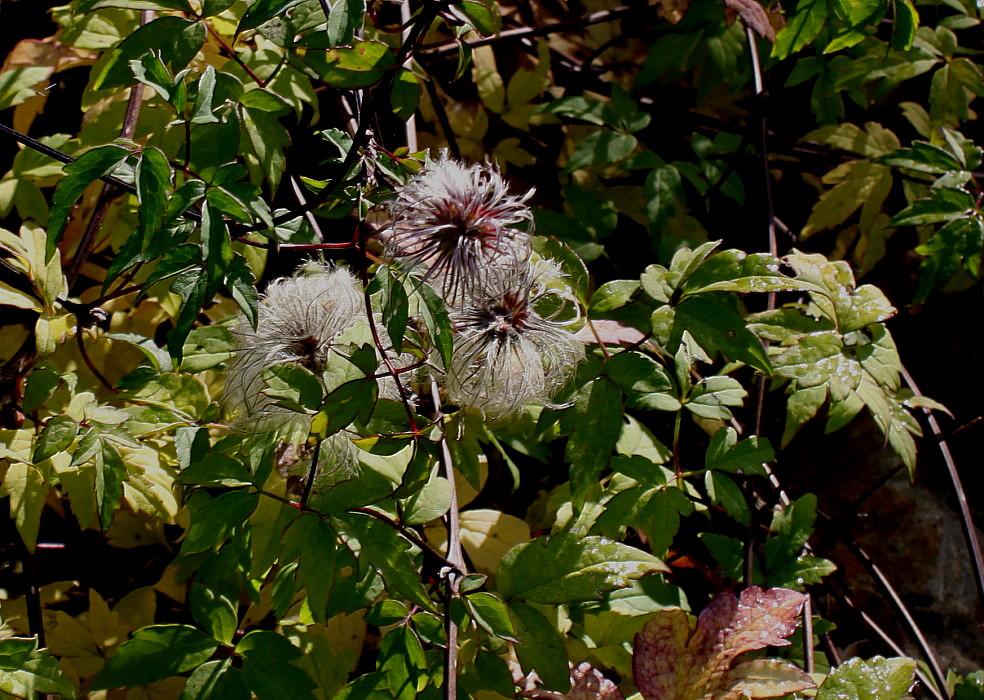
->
{"left": 656, "top": 0, "right": 691, "bottom": 24}
{"left": 520, "top": 662, "right": 625, "bottom": 700}
{"left": 566, "top": 662, "right": 625, "bottom": 700}
{"left": 633, "top": 609, "right": 691, "bottom": 699}
{"left": 721, "top": 0, "right": 776, "bottom": 42}
{"left": 633, "top": 587, "right": 809, "bottom": 700}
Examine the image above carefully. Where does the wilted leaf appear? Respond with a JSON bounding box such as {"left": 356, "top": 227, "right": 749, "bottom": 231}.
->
{"left": 722, "top": 0, "right": 776, "bottom": 42}
{"left": 633, "top": 587, "right": 813, "bottom": 700}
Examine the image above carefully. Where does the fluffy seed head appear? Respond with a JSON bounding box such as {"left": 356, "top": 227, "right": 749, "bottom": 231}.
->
{"left": 224, "top": 262, "right": 363, "bottom": 430}
{"left": 446, "top": 261, "right": 584, "bottom": 419}
{"left": 385, "top": 155, "right": 534, "bottom": 301}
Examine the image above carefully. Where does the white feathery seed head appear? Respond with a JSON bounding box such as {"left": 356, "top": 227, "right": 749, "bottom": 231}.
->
{"left": 446, "top": 259, "right": 584, "bottom": 419}
{"left": 385, "top": 154, "right": 534, "bottom": 301}
{"left": 224, "top": 262, "right": 364, "bottom": 429}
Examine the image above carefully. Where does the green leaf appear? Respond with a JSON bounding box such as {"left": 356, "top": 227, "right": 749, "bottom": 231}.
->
{"left": 48, "top": 145, "right": 130, "bottom": 247}
{"left": 891, "top": 188, "right": 975, "bottom": 227}
{"left": 189, "top": 582, "right": 238, "bottom": 644}
{"left": 130, "top": 51, "right": 176, "bottom": 104}
{"left": 450, "top": 0, "right": 501, "bottom": 37}
{"left": 181, "top": 659, "right": 250, "bottom": 700}
{"left": 532, "top": 236, "right": 589, "bottom": 305}
{"left": 497, "top": 532, "right": 667, "bottom": 604}
{"left": 877, "top": 141, "right": 962, "bottom": 174}
{"left": 564, "top": 131, "right": 637, "bottom": 173}
{"left": 311, "top": 41, "right": 398, "bottom": 88}
{"left": 92, "top": 625, "right": 217, "bottom": 690}
{"left": 611, "top": 84, "right": 651, "bottom": 133}
{"left": 672, "top": 295, "right": 772, "bottom": 375}
{"left": 402, "top": 472, "right": 451, "bottom": 525}
{"left": 705, "top": 428, "right": 772, "bottom": 475}
{"left": 416, "top": 283, "right": 453, "bottom": 368}
{"left": 465, "top": 592, "right": 519, "bottom": 642}
{"left": 135, "top": 147, "right": 172, "bottom": 249}
{"left": 201, "top": 201, "right": 232, "bottom": 298}
{"left": 176, "top": 453, "right": 254, "bottom": 488}
{"left": 77, "top": 0, "right": 192, "bottom": 11}
{"left": 607, "top": 351, "right": 680, "bottom": 411}
{"left": 349, "top": 519, "right": 436, "bottom": 612}
{"left": 645, "top": 161, "right": 684, "bottom": 233}
{"left": 0, "top": 282, "right": 40, "bottom": 311}
{"left": 0, "top": 463, "right": 46, "bottom": 551}
{"left": 326, "top": 0, "right": 366, "bottom": 46}
{"left": 238, "top": 0, "right": 305, "bottom": 32}
{"left": 238, "top": 105, "right": 290, "bottom": 193}
{"left": 914, "top": 216, "right": 983, "bottom": 302}
{"left": 33, "top": 415, "right": 78, "bottom": 462}
{"left": 227, "top": 253, "right": 259, "bottom": 329}
{"left": 314, "top": 378, "right": 377, "bottom": 438}
{"left": 589, "top": 280, "right": 639, "bottom": 314}
{"left": 180, "top": 490, "right": 259, "bottom": 554}
{"left": 95, "top": 443, "right": 127, "bottom": 530}
{"left": 166, "top": 267, "right": 209, "bottom": 361}
{"left": 682, "top": 249, "right": 815, "bottom": 296}
{"left": 700, "top": 532, "right": 745, "bottom": 580}
{"left": 376, "top": 266, "right": 409, "bottom": 354}
{"left": 509, "top": 603, "right": 571, "bottom": 691}
{"left": 390, "top": 68, "right": 421, "bottom": 121}
{"left": 765, "top": 494, "right": 818, "bottom": 569}
{"left": 0, "top": 67, "right": 52, "bottom": 111}
{"left": 801, "top": 162, "right": 893, "bottom": 239}
{"left": 816, "top": 656, "right": 917, "bottom": 700}
{"left": 685, "top": 375, "right": 746, "bottom": 420}
{"left": 236, "top": 631, "right": 317, "bottom": 700}
{"left": 565, "top": 379, "right": 624, "bottom": 512}
{"left": 377, "top": 626, "right": 427, "bottom": 700}
{"left": 0, "top": 637, "right": 77, "bottom": 699}
{"left": 281, "top": 514, "right": 339, "bottom": 623}
{"left": 191, "top": 65, "right": 221, "bottom": 124}
{"left": 773, "top": 0, "right": 829, "bottom": 59}
{"left": 92, "top": 17, "right": 205, "bottom": 90}
{"left": 705, "top": 471, "right": 750, "bottom": 526}
{"left": 537, "top": 96, "right": 619, "bottom": 127}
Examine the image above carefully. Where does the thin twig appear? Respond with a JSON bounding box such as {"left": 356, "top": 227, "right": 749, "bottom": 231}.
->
{"left": 350, "top": 506, "right": 460, "bottom": 573}
{"left": 430, "top": 375, "right": 465, "bottom": 700}
{"left": 802, "top": 594, "right": 815, "bottom": 674}
{"left": 358, "top": 251, "right": 419, "bottom": 434}
{"left": 420, "top": 5, "right": 643, "bottom": 57}
{"left": 254, "top": 488, "right": 460, "bottom": 571}
{"left": 299, "top": 437, "right": 324, "bottom": 506}
{"left": 76, "top": 328, "right": 118, "bottom": 394}
{"left": 836, "top": 589, "right": 945, "bottom": 700}
{"left": 0, "top": 122, "right": 201, "bottom": 223}
{"left": 400, "top": 0, "right": 419, "bottom": 153}
{"left": 205, "top": 20, "right": 266, "bottom": 87}
{"left": 289, "top": 175, "right": 326, "bottom": 242}
{"left": 421, "top": 76, "right": 461, "bottom": 159}
{"left": 834, "top": 526, "right": 951, "bottom": 698}
{"left": 900, "top": 364, "right": 984, "bottom": 617}
{"left": 846, "top": 464, "right": 905, "bottom": 517}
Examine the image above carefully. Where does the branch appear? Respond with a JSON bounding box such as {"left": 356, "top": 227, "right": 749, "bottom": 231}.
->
{"left": 429, "top": 376, "right": 465, "bottom": 700}
{"left": 419, "top": 5, "right": 644, "bottom": 57}
{"left": 824, "top": 512, "right": 952, "bottom": 699}
{"left": 0, "top": 122, "right": 202, "bottom": 224}
{"left": 901, "top": 364, "right": 984, "bottom": 617}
